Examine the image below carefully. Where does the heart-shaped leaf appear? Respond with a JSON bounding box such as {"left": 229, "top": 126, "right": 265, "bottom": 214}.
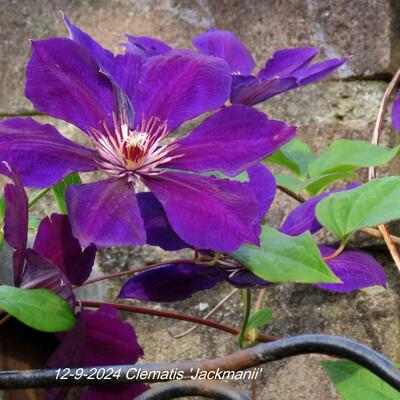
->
{"left": 246, "top": 308, "right": 273, "bottom": 331}
{"left": 316, "top": 176, "right": 400, "bottom": 240}
{"left": 230, "top": 225, "right": 339, "bottom": 283}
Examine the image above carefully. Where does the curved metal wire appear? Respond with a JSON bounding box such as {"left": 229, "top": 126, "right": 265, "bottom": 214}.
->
{"left": 0, "top": 334, "right": 399, "bottom": 392}
{"left": 135, "top": 381, "right": 251, "bottom": 400}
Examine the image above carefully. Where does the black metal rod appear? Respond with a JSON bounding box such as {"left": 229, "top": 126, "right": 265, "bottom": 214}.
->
{"left": 135, "top": 381, "right": 251, "bottom": 400}
{"left": 0, "top": 334, "right": 399, "bottom": 391}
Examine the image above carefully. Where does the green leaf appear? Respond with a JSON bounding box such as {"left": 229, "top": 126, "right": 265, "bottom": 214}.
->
{"left": 308, "top": 140, "right": 400, "bottom": 178}
{"left": 304, "top": 172, "right": 358, "bottom": 195}
{"left": 28, "top": 215, "right": 42, "bottom": 232}
{"left": 274, "top": 173, "right": 306, "bottom": 194}
{"left": 0, "top": 195, "right": 4, "bottom": 223}
{"left": 321, "top": 360, "right": 400, "bottom": 400}
{"left": 246, "top": 308, "right": 273, "bottom": 331}
{"left": 266, "top": 139, "right": 315, "bottom": 176}
{"left": 316, "top": 176, "right": 400, "bottom": 240}
{"left": 52, "top": 173, "right": 82, "bottom": 214}
{"left": 0, "top": 286, "right": 75, "bottom": 332}
{"left": 230, "top": 225, "right": 339, "bottom": 283}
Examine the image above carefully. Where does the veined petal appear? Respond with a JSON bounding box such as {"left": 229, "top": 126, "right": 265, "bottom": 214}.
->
{"left": 33, "top": 214, "right": 96, "bottom": 286}
{"left": 166, "top": 105, "right": 296, "bottom": 176}
{"left": 258, "top": 47, "right": 319, "bottom": 80}
{"left": 316, "top": 246, "right": 387, "bottom": 293}
{"left": 3, "top": 169, "right": 28, "bottom": 286}
{"left": 143, "top": 172, "right": 261, "bottom": 252}
{"left": 125, "top": 34, "right": 172, "bottom": 57}
{"left": 63, "top": 14, "right": 116, "bottom": 75}
{"left": 246, "top": 163, "right": 276, "bottom": 221}
{"left": 119, "top": 263, "right": 226, "bottom": 302}
{"left": 66, "top": 179, "right": 146, "bottom": 248}
{"left": 25, "top": 38, "right": 114, "bottom": 135}
{"left": 292, "top": 57, "right": 349, "bottom": 86}
{"left": 193, "top": 28, "right": 255, "bottom": 75}
{"left": 0, "top": 118, "right": 98, "bottom": 188}
{"left": 22, "top": 249, "right": 75, "bottom": 307}
{"left": 136, "top": 192, "right": 189, "bottom": 251}
{"left": 230, "top": 75, "right": 297, "bottom": 105}
{"left": 135, "top": 49, "right": 231, "bottom": 132}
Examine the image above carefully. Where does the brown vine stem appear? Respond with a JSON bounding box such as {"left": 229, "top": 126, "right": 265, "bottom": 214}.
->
{"left": 80, "top": 300, "right": 278, "bottom": 343}
{"left": 368, "top": 67, "right": 400, "bottom": 273}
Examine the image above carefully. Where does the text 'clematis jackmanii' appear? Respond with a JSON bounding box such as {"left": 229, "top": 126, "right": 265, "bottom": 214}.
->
{"left": 0, "top": 15, "right": 296, "bottom": 253}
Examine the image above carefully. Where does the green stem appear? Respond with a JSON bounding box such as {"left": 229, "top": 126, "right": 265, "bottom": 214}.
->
{"left": 28, "top": 188, "right": 50, "bottom": 208}
{"left": 237, "top": 288, "right": 251, "bottom": 348}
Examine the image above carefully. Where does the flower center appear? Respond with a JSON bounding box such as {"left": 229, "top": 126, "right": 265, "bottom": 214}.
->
{"left": 89, "top": 115, "right": 180, "bottom": 181}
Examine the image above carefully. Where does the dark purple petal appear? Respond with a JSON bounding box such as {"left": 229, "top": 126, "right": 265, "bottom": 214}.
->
{"left": 280, "top": 192, "right": 330, "bottom": 236}
{"left": 230, "top": 75, "right": 297, "bottom": 105}
{"left": 0, "top": 118, "right": 98, "bottom": 188}
{"left": 22, "top": 249, "right": 75, "bottom": 307}
{"left": 246, "top": 163, "right": 276, "bottom": 222}
{"left": 143, "top": 172, "right": 260, "bottom": 252}
{"left": 25, "top": 38, "right": 114, "bottom": 135}
{"left": 292, "top": 57, "right": 349, "bottom": 86}
{"left": 119, "top": 263, "right": 226, "bottom": 302}
{"left": 193, "top": 28, "right": 255, "bottom": 75}
{"left": 136, "top": 192, "right": 189, "bottom": 251}
{"left": 3, "top": 169, "right": 28, "bottom": 286}
{"left": 134, "top": 49, "right": 231, "bottom": 132}
{"left": 63, "top": 14, "right": 116, "bottom": 75}
{"left": 46, "top": 315, "right": 85, "bottom": 400}
{"left": 258, "top": 47, "right": 319, "bottom": 80}
{"left": 226, "top": 270, "right": 268, "bottom": 288}
{"left": 81, "top": 304, "right": 144, "bottom": 366}
{"left": 392, "top": 90, "right": 400, "bottom": 131}
{"left": 165, "top": 105, "right": 296, "bottom": 176}
{"left": 125, "top": 34, "right": 172, "bottom": 57}
{"left": 280, "top": 184, "right": 360, "bottom": 236}
{"left": 316, "top": 246, "right": 387, "bottom": 293}
{"left": 66, "top": 178, "right": 146, "bottom": 248}
{"left": 33, "top": 214, "right": 96, "bottom": 286}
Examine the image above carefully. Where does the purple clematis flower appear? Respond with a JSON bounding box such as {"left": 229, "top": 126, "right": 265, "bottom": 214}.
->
{"left": 0, "top": 16, "right": 295, "bottom": 253}
{"left": 126, "top": 28, "right": 348, "bottom": 106}
{"left": 2, "top": 167, "right": 95, "bottom": 303}
{"left": 47, "top": 305, "right": 147, "bottom": 400}
{"left": 392, "top": 90, "right": 400, "bottom": 131}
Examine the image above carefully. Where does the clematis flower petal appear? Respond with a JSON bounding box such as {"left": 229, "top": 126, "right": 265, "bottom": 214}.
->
{"left": 316, "top": 246, "right": 387, "bottom": 293}
{"left": 193, "top": 28, "right": 255, "bottom": 75}
{"left": 280, "top": 184, "right": 359, "bottom": 236}
{"left": 165, "top": 105, "right": 296, "bottom": 176}
{"left": 143, "top": 172, "right": 260, "bottom": 252}
{"left": 291, "top": 57, "right": 349, "bottom": 86}
{"left": 119, "top": 263, "right": 227, "bottom": 302}
{"left": 25, "top": 38, "right": 114, "bottom": 135}
{"left": 47, "top": 306, "right": 147, "bottom": 400}
{"left": 230, "top": 75, "right": 297, "bottom": 105}
{"left": 136, "top": 192, "right": 189, "bottom": 251}
{"left": 33, "top": 214, "right": 96, "bottom": 286}
{"left": 66, "top": 178, "right": 146, "bottom": 248}
{"left": 134, "top": 49, "right": 231, "bottom": 132}
{"left": 226, "top": 270, "right": 268, "bottom": 287}
{"left": 22, "top": 249, "right": 75, "bottom": 307}
{"left": 0, "top": 118, "right": 99, "bottom": 188}
{"left": 246, "top": 163, "right": 276, "bottom": 221}
{"left": 3, "top": 169, "right": 28, "bottom": 286}
{"left": 258, "top": 47, "right": 319, "bottom": 80}
{"left": 62, "top": 14, "right": 116, "bottom": 75}
{"left": 392, "top": 90, "right": 400, "bottom": 131}
{"left": 125, "top": 34, "right": 172, "bottom": 57}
